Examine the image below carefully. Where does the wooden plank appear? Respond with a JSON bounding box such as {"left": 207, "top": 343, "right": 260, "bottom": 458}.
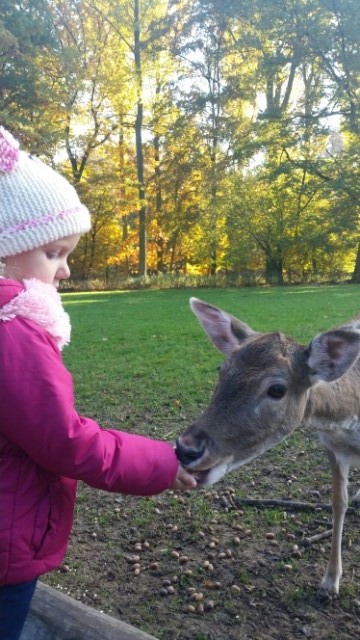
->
{"left": 22, "top": 582, "right": 159, "bottom": 640}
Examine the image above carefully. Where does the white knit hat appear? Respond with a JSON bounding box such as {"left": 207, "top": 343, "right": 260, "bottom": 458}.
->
{"left": 0, "top": 127, "right": 91, "bottom": 257}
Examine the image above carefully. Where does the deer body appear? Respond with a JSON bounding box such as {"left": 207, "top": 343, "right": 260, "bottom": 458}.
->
{"left": 176, "top": 298, "right": 360, "bottom": 595}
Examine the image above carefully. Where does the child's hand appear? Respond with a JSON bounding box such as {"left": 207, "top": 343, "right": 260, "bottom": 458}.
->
{"left": 172, "top": 464, "right": 197, "bottom": 491}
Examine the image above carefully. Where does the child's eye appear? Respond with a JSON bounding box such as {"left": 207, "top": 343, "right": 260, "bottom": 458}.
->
{"left": 46, "top": 252, "right": 59, "bottom": 259}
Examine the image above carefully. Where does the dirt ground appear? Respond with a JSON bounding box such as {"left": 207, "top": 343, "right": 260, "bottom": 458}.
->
{"left": 43, "top": 428, "right": 360, "bottom": 640}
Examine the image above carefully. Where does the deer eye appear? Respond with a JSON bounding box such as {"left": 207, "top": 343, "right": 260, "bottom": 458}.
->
{"left": 267, "top": 383, "right": 287, "bottom": 399}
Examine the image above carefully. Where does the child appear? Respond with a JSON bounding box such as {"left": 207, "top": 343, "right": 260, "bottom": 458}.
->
{"left": 0, "top": 127, "right": 196, "bottom": 640}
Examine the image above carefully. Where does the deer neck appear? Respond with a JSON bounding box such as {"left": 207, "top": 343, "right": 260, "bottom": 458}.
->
{"left": 304, "top": 376, "right": 360, "bottom": 465}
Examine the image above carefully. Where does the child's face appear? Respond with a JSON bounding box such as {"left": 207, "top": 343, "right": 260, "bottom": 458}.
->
{"left": 4, "top": 233, "right": 81, "bottom": 288}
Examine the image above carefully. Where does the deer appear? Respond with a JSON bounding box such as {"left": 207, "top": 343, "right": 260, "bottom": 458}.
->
{"left": 176, "top": 297, "right": 360, "bottom": 597}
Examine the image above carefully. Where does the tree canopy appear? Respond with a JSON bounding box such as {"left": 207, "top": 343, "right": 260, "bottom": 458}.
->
{"left": 1, "top": 0, "right": 359, "bottom": 285}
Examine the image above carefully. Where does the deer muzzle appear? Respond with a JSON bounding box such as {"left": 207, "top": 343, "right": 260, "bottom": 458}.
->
{"left": 175, "top": 437, "right": 206, "bottom": 468}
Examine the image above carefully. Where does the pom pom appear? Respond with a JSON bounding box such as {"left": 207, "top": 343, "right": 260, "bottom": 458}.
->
{"left": 0, "top": 126, "right": 20, "bottom": 172}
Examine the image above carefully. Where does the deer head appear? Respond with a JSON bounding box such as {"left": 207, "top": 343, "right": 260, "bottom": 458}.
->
{"left": 175, "top": 298, "right": 360, "bottom": 486}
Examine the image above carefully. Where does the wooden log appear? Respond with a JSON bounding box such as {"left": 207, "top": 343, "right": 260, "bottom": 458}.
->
{"left": 234, "top": 497, "right": 357, "bottom": 514}
{"left": 302, "top": 529, "right": 333, "bottom": 546}
{"left": 22, "top": 581, "right": 159, "bottom": 640}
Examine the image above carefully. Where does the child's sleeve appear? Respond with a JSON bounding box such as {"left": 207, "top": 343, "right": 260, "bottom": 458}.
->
{"left": 0, "top": 318, "right": 178, "bottom": 495}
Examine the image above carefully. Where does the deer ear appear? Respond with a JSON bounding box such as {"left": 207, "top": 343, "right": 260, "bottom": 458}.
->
{"left": 306, "top": 328, "right": 360, "bottom": 383}
{"left": 190, "top": 298, "right": 256, "bottom": 356}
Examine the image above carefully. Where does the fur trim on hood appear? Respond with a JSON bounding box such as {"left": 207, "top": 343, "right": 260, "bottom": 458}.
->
{"left": 0, "top": 278, "right": 70, "bottom": 349}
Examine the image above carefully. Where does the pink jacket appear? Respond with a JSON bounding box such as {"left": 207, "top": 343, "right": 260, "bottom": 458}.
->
{"left": 0, "top": 278, "right": 178, "bottom": 585}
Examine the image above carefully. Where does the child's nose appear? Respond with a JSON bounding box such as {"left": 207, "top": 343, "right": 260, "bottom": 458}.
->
{"left": 58, "top": 261, "right": 71, "bottom": 279}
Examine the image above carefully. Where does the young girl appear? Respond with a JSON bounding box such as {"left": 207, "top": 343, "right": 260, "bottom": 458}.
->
{"left": 0, "top": 127, "right": 196, "bottom": 639}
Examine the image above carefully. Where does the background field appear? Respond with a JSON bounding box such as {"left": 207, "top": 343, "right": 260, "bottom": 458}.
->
{"left": 44, "top": 285, "right": 360, "bottom": 639}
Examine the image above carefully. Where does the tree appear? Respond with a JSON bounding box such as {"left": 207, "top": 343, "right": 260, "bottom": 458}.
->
{"left": 0, "top": 0, "right": 57, "bottom": 139}
{"left": 3, "top": 0, "right": 360, "bottom": 284}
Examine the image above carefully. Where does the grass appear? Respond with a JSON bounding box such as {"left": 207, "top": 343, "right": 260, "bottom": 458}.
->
{"left": 62, "top": 284, "right": 360, "bottom": 438}
{"left": 54, "top": 284, "right": 360, "bottom": 639}
{"left": 61, "top": 284, "right": 360, "bottom": 539}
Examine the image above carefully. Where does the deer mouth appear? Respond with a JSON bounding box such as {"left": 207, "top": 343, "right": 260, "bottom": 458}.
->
{"left": 188, "top": 459, "right": 232, "bottom": 486}
{"left": 175, "top": 439, "right": 234, "bottom": 486}
{"left": 190, "top": 469, "right": 211, "bottom": 485}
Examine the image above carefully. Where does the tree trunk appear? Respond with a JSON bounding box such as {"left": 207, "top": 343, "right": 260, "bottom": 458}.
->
{"left": 265, "top": 252, "right": 284, "bottom": 285}
{"left": 134, "top": 0, "right": 147, "bottom": 277}
{"left": 154, "top": 89, "right": 164, "bottom": 273}
{"left": 209, "top": 250, "right": 217, "bottom": 276}
{"left": 118, "top": 121, "right": 130, "bottom": 278}
{"left": 350, "top": 243, "right": 360, "bottom": 283}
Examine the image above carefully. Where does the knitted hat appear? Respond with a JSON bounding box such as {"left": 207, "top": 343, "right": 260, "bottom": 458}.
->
{"left": 0, "top": 127, "right": 91, "bottom": 257}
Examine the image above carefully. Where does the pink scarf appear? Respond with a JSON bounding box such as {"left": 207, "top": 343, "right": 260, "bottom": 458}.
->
{"left": 0, "top": 278, "right": 71, "bottom": 349}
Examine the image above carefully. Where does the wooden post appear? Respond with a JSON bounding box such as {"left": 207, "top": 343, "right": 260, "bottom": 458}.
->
{"left": 22, "top": 582, "right": 159, "bottom": 640}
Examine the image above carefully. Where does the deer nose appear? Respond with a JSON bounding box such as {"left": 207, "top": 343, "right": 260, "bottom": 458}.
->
{"left": 175, "top": 438, "right": 205, "bottom": 467}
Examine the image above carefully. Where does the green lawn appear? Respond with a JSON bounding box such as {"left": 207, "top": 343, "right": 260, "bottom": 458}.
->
{"left": 62, "top": 284, "right": 360, "bottom": 442}
{"left": 51, "top": 284, "right": 360, "bottom": 639}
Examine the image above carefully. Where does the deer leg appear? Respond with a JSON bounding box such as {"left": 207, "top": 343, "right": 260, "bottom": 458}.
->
{"left": 319, "top": 449, "right": 349, "bottom": 595}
